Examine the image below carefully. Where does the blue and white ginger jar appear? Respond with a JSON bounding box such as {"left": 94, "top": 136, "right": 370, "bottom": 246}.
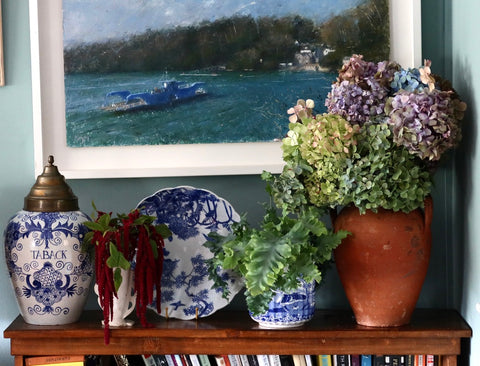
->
{"left": 3, "top": 156, "right": 93, "bottom": 325}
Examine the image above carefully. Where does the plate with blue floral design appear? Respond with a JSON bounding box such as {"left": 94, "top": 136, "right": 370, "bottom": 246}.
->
{"left": 137, "top": 186, "right": 243, "bottom": 320}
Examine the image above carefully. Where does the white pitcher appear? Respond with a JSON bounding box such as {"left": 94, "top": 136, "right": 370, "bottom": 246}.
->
{"left": 95, "top": 267, "right": 136, "bottom": 327}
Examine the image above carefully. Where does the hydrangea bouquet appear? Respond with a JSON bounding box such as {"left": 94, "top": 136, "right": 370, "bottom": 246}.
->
{"left": 264, "top": 54, "right": 467, "bottom": 214}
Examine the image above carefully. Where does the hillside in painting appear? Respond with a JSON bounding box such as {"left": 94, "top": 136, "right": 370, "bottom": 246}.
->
{"left": 64, "top": 0, "right": 388, "bottom": 74}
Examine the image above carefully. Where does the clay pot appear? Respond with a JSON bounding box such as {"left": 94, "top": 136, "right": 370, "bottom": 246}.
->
{"left": 333, "top": 197, "right": 433, "bottom": 327}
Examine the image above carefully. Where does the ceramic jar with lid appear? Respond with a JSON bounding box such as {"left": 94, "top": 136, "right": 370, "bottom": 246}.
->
{"left": 3, "top": 156, "right": 93, "bottom": 325}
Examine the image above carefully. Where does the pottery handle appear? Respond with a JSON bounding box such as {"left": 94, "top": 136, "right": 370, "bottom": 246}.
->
{"left": 424, "top": 196, "right": 433, "bottom": 233}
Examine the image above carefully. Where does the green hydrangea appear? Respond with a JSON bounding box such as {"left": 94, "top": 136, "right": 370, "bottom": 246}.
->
{"left": 339, "top": 122, "right": 432, "bottom": 213}
{"left": 267, "top": 99, "right": 433, "bottom": 214}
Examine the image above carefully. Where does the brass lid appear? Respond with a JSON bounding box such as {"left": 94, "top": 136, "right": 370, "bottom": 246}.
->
{"left": 24, "top": 156, "right": 79, "bottom": 212}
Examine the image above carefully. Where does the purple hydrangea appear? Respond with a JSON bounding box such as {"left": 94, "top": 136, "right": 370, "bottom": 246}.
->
{"left": 326, "top": 80, "right": 389, "bottom": 125}
{"left": 385, "top": 89, "right": 463, "bottom": 161}
{"left": 326, "top": 55, "right": 399, "bottom": 125}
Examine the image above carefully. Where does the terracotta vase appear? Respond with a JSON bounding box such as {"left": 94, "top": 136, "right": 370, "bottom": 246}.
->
{"left": 333, "top": 197, "right": 433, "bottom": 327}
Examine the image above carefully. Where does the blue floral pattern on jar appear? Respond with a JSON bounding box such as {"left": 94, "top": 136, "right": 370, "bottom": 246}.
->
{"left": 4, "top": 210, "right": 93, "bottom": 325}
{"left": 250, "top": 280, "right": 316, "bottom": 328}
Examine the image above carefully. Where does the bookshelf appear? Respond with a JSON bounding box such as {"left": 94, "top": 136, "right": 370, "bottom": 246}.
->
{"left": 3, "top": 309, "right": 471, "bottom": 366}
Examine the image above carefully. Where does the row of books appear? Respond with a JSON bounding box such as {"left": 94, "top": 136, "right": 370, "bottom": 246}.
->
{"left": 140, "top": 354, "right": 440, "bottom": 366}
{"left": 23, "top": 354, "right": 440, "bottom": 366}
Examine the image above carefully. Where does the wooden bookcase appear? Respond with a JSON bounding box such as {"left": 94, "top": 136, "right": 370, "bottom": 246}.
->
{"left": 4, "top": 309, "right": 472, "bottom": 366}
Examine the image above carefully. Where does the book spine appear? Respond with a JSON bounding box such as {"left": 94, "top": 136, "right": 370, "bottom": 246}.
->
{"left": 257, "top": 355, "right": 271, "bottom": 366}
{"left": 198, "top": 355, "right": 212, "bottom": 366}
{"left": 247, "top": 355, "right": 260, "bottom": 366}
{"left": 425, "top": 356, "right": 434, "bottom": 366}
{"left": 165, "top": 355, "right": 177, "bottom": 366}
{"left": 279, "top": 355, "right": 294, "bottom": 366}
{"left": 333, "top": 355, "right": 349, "bottom": 366}
{"left": 229, "top": 355, "right": 242, "bottom": 366}
{"left": 181, "top": 355, "right": 193, "bottom": 366}
{"left": 414, "top": 355, "right": 425, "bottom": 366}
{"left": 215, "top": 355, "right": 231, "bottom": 366}
{"left": 189, "top": 355, "right": 202, "bottom": 366}
{"left": 389, "top": 356, "right": 403, "bottom": 366}
{"left": 373, "top": 356, "right": 385, "bottom": 366}
{"left": 350, "top": 355, "right": 360, "bottom": 366}
{"left": 292, "top": 355, "right": 305, "bottom": 366}
{"left": 142, "top": 355, "right": 158, "bottom": 366}
{"left": 360, "top": 355, "right": 372, "bottom": 366}
{"left": 239, "top": 355, "right": 250, "bottom": 366}
{"left": 317, "top": 355, "right": 332, "bottom": 366}
{"left": 269, "top": 355, "right": 282, "bottom": 366}
{"left": 174, "top": 355, "right": 184, "bottom": 366}
{"left": 153, "top": 355, "right": 170, "bottom": 366}
{"left": 404, "top": 356, "right": 414, "bottom": 366}
{"left": 26, "top": 356, "right": 84, "bottom": 366}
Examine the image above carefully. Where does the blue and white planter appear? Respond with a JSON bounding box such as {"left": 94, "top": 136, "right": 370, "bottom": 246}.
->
{"left": 4, "top": 210, "right": 93, "bottom": 325}
{"left": 250, "top": 280, "right": 315, "bottom": 328}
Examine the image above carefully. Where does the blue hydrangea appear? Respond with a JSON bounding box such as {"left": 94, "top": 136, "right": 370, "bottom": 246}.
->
{"left": 390, "top": 68, "right": 427, "bottom": 93}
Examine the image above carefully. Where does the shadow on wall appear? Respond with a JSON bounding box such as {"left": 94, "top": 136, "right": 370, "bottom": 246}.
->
{"left": 455, "top": 55, "right": 476, "bottom": 318}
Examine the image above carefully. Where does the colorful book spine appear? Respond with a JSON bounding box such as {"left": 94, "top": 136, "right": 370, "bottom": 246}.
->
{"left": 25, "top": 355, "right": 84, "bottom": 366}
{"left": 360, "top": 355, "right": 372, "bottom": 366}
{"left": 317, "top": 355, "right": 332, "bottom": 366}
{"left": 198, "top": 355, "right": 212, "bottom": 366}
{"left": 425, "top": 355, "right": 435, "bottom": 366}
{"left": 414, "top": 355, "right": 425, "bottom": 366}
{"left": 142, "top": 355, "right": 158, "bottom": 366}
{"left": 350, "top": 355, "right": 360, "bottom": 366}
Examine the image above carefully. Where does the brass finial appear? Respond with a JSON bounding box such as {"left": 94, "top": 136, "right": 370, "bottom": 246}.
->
{"left": 24, "top": 155, "right": 79, "bottom": 212}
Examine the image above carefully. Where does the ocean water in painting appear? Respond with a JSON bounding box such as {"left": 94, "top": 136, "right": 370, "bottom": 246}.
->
{"left": 65, "top": 71, "right": 336, "bottom": 147}
{"left": 63, "top": 0, "right": 388, "bottom": 147}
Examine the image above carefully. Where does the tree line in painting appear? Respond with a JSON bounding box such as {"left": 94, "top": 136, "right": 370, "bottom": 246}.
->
{"left": 64, "top": 0, "right": 388, "bottom": 74}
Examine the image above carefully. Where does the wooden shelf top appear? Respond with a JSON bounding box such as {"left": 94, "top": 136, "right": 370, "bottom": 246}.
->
{"left": 3, "top": 309, "right": 472, "bottom": 357}
{"left": 4, "top": 309, "right": 471, "bottom": 338}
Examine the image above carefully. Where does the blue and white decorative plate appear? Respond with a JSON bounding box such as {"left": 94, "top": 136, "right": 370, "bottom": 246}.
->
{"left": 137, "top": 186, "right": 243, "bottom": 320}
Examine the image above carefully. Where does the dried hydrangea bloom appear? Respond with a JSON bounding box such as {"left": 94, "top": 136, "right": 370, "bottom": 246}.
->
{"left": 326, "top": 55, "right": 399, "bottom": 125}
{"left": 385, "top": 88, "right": 464, "bottom": 161}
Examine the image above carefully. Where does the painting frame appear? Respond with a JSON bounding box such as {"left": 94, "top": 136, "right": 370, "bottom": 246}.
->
{"left": 29, "top": 0, "right": 422, "bottom": 179}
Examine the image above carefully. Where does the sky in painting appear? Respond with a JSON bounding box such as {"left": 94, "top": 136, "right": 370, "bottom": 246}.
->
{"left": 63, "top": 0, "right": 364, "bottom": 48}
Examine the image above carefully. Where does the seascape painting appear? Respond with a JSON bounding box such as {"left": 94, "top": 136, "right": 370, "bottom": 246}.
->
{"left": 63, "top": 0, "right": 390, "bottom": 148}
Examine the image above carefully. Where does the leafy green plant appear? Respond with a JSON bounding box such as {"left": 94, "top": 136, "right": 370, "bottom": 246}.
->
{"left": 83, "top": 207, "right": 171, "bottom": 344}
{"left": 205, "top": 204, "right": 348, "bottom": 316}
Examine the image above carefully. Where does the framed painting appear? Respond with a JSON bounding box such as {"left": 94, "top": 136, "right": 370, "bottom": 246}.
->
{"left": 29, "top": 0, "right": 421, "bottom": 178}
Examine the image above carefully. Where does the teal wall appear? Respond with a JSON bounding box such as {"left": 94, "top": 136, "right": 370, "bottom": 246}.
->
{"left": 450, "top": 0, "right": 480, "bottom": 364}
{"left": 0, "top": 1, "right": 476, "bottom": 365}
